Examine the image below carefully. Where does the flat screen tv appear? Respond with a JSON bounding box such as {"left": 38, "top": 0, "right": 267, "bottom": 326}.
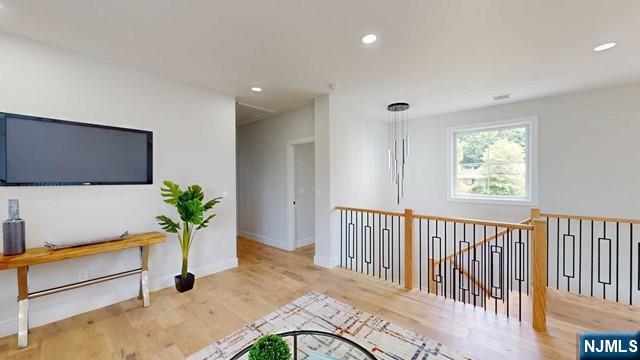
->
{"left": 0, "top": 112, "right": 153, "bottom": 186}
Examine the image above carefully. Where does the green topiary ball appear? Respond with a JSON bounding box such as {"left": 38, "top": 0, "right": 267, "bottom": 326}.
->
{"left": 248, "top": 334, "right": 292, "bottom": 360}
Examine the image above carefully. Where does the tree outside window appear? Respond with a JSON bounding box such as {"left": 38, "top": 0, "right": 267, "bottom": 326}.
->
{"left": 453, "top": 124, "right": 529, "bottom": 199}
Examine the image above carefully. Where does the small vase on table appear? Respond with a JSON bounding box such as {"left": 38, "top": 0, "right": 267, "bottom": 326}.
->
{"left": 3, "top": 199, "right": 26, "bottom": 255}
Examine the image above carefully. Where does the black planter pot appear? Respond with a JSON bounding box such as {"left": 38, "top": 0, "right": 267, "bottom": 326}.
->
{"left": 174, "top": 272, "right": 195, "bottom": 293}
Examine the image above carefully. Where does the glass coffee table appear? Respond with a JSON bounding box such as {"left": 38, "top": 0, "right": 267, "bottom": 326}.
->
{"left": 230, "top": 330, "right": 377, "bottom": 360}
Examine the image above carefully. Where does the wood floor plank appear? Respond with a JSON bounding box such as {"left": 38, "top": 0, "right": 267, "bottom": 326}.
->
{"left": 0, "top": 236, "right": 637, "bottom": 359}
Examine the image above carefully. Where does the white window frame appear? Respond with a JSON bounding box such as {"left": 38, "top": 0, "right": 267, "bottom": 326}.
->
{"left": 447, "top": 116, "right": 538, "bottom": 206}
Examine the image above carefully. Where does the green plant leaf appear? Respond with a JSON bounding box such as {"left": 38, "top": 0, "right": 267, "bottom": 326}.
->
{"left": 248, "top": 334, "right": 292, "bottom": 360}
{"left": 160, "top": 180, "right": 182, "bottom": 205}
{"left": 155, "top": 215, "right": 180, "bottom": 233}
{"left": 196, "top": 214, "right": 216, "bottom": 230}
{"left": 177, "top": 196, "right": 205, "bottom": 224}
{"left": 156, "top": 181, "right": 223, "bottom": 278}
{"left": 186, "top": 185, "right": 204, "bottom": 202}
{"left": 203, "top": 197, "right": 222, "bottom": 211}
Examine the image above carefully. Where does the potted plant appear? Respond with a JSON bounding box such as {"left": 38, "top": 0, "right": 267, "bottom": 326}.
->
{"left": 248, "top": 334, "right": 292, "bottom": 360}
{"left": 156, "top": 180, "right": 221, "bottom": 292}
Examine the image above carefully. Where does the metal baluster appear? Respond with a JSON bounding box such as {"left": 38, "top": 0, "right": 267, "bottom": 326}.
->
{"left": 526, "top": 228, "right": 530, "bottom": 296}
{"left": 591, "top": 220, "right": 595, "bottom": 297}
{"left": 364, "top": 212, "right": 369, "bottom": 275}
{"left": 616, "top": 222, "right": 619, "bottom": 303}
{"left": 495, "top": 226, "right": 499, "bottom": 314}
{"left": 427, "top": 219, "right": 431, "bottom": 295}
{"left": 419, "top": 219, "right": 422, "bottom": 292}
{"left": 579, "top": 219, "right": 583, "bottom": 295}
{"left": 473, "top": 224, "right": 477, "bottom": 307}
{"left": 556, "top": 217, "right": 560, "bottom": 290}
{"left": 347, "top": 211, "right": 354, "bottom": 270}
{"left": 385, "top": 215, "right": 389, "bottom": 281}
{"left": 630, "top": 223, "right": 634, "bottom": 305}
{"left": 518, "top": 229, "right": 523, "bottom": 321}
{"left": 603, "top": 222, "right": 609, "bottom": 300}
{"left": 373, "top": 212, "right": 376, "bottom": 278}
{"left": 391, "top": 215, "right": 394, "bottom": 283}
{"left": 637, "top": 232, "right": 640, "bottom": 297}
{"left": 453, "top": 222, "right": 457, "bottom": 302}
{"left": 340, "top": 210, "right": 343, "bottom": 267}
{"left": 562, "top": 218, "right": 576, "bottom": 292}
{"left": 566, "top": 218, "right": 571, "bottom": 292}
{"left": 483, "top": 225, "right": 487, "bottom": 311}
{"left": 398, "top": 215, "right": 401, "bottom": 285}
{"left": 444, "top": 221, "right": 448, "bottom": 299}
{"left": 378, "top": 212, "right": 381, "bottom": 279}
{"left": 434, "top": 220, "right": 440, "bottom": 297}
{"left": 506, "top": 228, "right": 510, "bottom": 318}
{"left": 547, "top": 217, "right": 550, "bottom": 286}
{"left": 359, "top": 211, "right": 362, "bottom": 273}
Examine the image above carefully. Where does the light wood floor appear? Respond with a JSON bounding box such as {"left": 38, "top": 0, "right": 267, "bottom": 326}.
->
{"left": 1, "top": 237, "right": 638, "bottom": 359}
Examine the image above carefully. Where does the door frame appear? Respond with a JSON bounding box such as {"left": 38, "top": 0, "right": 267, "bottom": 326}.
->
{"left": 286, "top": 137, "right": 315, "bottom": 251}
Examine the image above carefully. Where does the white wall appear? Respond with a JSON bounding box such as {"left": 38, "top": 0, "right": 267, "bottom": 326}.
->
{"left": 323, "top": 85, "right": 640, "bottom": 301}
{"left": 396, "top": 83, "right": 640, "bottom": 222}
{"left": 385, "top": 83, "right": 640, "bottom": 301}
{"left": 295, "top": 142, "right": 315, "bottom": 247}
{"left": 0, "top": 32, "right": 237, "bottom": 336}
{"left": 314, "top": 97, "right": 390, "bottom": 268}
{"left": 314, "top": 95, "right": 333, "bottom": 266}
{"left": 331, "top": 100, "right": 390, "bottom": 210}
{"left": 236, "top": 105, "right": 314, "bottom": 249}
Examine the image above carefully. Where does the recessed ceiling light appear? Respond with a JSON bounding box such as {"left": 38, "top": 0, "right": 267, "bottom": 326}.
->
{"left": 593, "top": 42, "right": 616, "bottom": 52}
{"left": 251, "top": 87, "right": 262, "bottom": 93}
{"left": 361, "top": 34, "right": 377, "bottom": 45}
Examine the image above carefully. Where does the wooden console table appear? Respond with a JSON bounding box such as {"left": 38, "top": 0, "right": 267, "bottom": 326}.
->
{"left": 0, "top": 232, "right": 166, "bottom": 349}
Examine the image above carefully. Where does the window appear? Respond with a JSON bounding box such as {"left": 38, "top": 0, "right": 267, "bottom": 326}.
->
{"left": 448, "top": 117, "right": 537, "bottom": 204}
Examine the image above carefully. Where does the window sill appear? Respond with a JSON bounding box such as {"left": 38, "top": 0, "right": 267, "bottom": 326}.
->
{"left": 447, "top": 195, "right": 537, "bottom": 207}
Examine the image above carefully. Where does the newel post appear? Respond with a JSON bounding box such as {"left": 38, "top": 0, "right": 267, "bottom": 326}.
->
{"left": 531, "top": 208, "right": 547, "bottom": 331}
{"left": 404, "top": 208, "right": 414, "bottom": 290}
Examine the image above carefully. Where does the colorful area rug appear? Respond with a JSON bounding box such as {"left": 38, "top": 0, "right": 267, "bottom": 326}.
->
{"left": 188, "top": 291, "right": 469, "bottom": 359}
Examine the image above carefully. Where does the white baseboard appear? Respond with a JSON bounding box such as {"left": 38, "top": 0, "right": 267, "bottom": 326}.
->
{"left": 296, "top": 236, "right": 315, "bottom": 247}
{"left": 314, "top": 255, "right": 339, "bottom": 268}
{"left": 149, "top": 257, "right": 238, "bottom": 290}
{"left": 238, "top": 230, "right": 290, "bottom": 250}
{"left": 0, "top": 257, "right": 238, "bottom": 338}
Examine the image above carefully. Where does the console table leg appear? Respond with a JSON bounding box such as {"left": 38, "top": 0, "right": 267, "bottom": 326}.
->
{"left": 17, "top": 266, "right": 29, "bottom": 349}
{"left": 139, "top": 245, "right": 150, "bottom": 307}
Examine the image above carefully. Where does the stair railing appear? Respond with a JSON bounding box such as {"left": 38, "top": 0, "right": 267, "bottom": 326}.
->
{"left": 335, "top": 206, "right": 548, "bottom": 331}
{"left": 538, "top": 210, "right": 639, "bottom": 306}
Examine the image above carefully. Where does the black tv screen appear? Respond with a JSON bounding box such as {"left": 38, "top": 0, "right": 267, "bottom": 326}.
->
{"left": 0, "top": 112, "right": 153, "bottom": 186}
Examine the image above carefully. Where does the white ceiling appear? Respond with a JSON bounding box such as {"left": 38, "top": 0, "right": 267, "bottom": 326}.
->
{"left": 0, "top": 0, "right": 639, "bottom": 120}
{"left": 236, "top": 102, "right": 275, "bottom": 126}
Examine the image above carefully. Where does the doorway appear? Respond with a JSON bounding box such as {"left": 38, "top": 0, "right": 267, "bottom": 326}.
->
{"left": 287, "top": 138, "right": 315, "bottom": 251}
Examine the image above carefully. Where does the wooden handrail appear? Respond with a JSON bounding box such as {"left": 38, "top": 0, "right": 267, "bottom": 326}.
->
{"left": 451, "top": 258, "right": 491, "bottom": 295}
{"left": 335, "top": 206, "right": 405, "bottom": 217}
{"left": 335, "top": 206, "right": 533, "bottom": 230}
{"left": 440, "top": 218, "right": 530, "bottom": 298}
{"left": 539, "top": 212, "right": 640, "bottom": 224}
{"left": 414, "top": 214, "right": 533, "bottom": 230}
{"left": 433, "top": 218, "right": 531, "bottom": 266}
